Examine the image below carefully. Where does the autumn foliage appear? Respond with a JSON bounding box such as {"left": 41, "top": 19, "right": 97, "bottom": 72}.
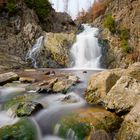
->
{"left": 92, "top": 0, "right": 108, "bottom": 19}
{"left": 77, "top": 0, "right": 110, "bottom": 22}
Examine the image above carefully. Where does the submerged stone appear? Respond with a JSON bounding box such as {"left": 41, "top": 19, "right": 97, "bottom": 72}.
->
{"left": 19, "top": 77, "right": 36, "bottom": 83}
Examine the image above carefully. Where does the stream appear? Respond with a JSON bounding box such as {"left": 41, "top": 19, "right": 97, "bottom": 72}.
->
{"left": 0, "top": 0, "right": 104, "bottom": 139}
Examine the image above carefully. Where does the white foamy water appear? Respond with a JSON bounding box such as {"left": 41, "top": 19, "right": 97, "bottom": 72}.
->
{"left": 26, "top": 36, "right": 44, "bottom": 68}
{"left": 43, "top": 135, "right": 64, "bottom": 140}
{"left": 70, "top": 24, "right": 101, "bottom": 69}
{"left": 49, "top": 0, "right": 95, "bottom": 19}
{"left": 0, "top": 111, "right": 19, "bottom": 128}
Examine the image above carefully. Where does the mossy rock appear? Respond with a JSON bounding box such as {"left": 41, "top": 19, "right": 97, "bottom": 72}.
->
{"left": 0, "top": 118, "right": 38, "bottom": 140}
{"left": 3, "top": 93, "right": 41, "bottom": 110}
{"left": 16, "top": 101, "right": 43, "bottom": 117}
{"left": 56, "top": 108, "right": 122, "bottom": 140}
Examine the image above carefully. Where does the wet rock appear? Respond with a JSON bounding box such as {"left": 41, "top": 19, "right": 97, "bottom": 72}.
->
{"left": 83, "top": 71, "right": 87, "bottom": 73}
{"left": 24, "top": 69, "right": 37, "bottom": 72}
{"left": 118, "top": 100, "right": 140, "bottom": 140}
{"left": 85, "top": 71, "right": 120, "bottom": 104}
{"left": 0, "top": 72, "right": 19, "bottom": 85}
{"left": 3, "top": 93, "right": 41, "bottom": 110}
{"left": 87, "top": 129, "right": 111, "bottom": 140}
{"left": 52, "top": 80, "right": 72, "bottom": 94}
{"left": 45, "top": 71, "right": 55, "bottom": 76}
{"left": 68, "top": 75, "right": 80, "bottom": 85}
{"left": 16, "top": 101, "right": 43, "bottom": 117}
{"left": 19, "top": 77, "right": 36, "bottom": 83}
{"left": 57, "top": 108, "right": 122, "bottom": 140}
{"left": 0, "top": 118, "right": 38, "bottom": 140}
{"left": 104, "top": 76, "right": 140, "bottom": 114}
{"left": 37, "top": 78, "right": 58, "bottom": 93}
{"left": 61, "top": 95, "right": 78, "bottom": 103}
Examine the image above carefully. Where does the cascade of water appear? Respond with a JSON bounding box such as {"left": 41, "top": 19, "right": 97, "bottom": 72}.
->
{"left": 49, "top": 0, "right": 95, "bottom": 19}
{"left": 26, "top": 36, "right": 44, "bottom": 68}
{"left": 70, "top": 24, "right": 101, "bottom": 69}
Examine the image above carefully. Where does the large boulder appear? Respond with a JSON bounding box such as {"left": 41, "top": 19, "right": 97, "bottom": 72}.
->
{"left": 0, "top": 72, "right": 19, "bottom": 85}
{"left": 56, "top": 108, "right": 122, "bottom": 140}
{"left": 118, "top": 100, "right": 140, "bottom": 140}
{"left": 35, "top": 32, "right": 75, "bottom": 68}
{"left": 85, "top": 70, "right": 120, "bottom": 104}
{"left": 104, "top": 76, "right": 140, "bottom": 114}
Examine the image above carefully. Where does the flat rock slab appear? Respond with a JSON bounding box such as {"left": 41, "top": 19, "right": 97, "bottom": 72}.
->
{"left": 0, "top": 72, "right": 19, "bottom": 85}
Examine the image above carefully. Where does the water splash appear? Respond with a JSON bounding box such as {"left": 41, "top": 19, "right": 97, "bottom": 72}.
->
{"left": 49, "top": 0, "right": 95, "bottom": 20}
{"left": 0, "top": 111, "right": 19, "bottom": 128}
{"left": 26, "top": 36, "right": 44, "bottom": 68}
{"left": 70, "top": 24, "right": 101, "bottom": 69}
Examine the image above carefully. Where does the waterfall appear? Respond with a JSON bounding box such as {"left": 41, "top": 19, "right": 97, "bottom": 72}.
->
{"left": 70, "top": 24, "right": 101, "bottom": 69}
{"left": 49, "top": 0, "right": 95, "bottom": 20}
{"left": 26, "top": 36, "right": 44, "bottom": 68}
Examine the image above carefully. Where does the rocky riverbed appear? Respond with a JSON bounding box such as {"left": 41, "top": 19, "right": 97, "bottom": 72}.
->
{"left": 0, "top": 62, "right": 139, "bottom": 140}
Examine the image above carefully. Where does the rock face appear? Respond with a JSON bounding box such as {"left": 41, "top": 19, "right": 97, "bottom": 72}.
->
{"left": 104, "top": 76, "right": 140, "bottom": 114}
{"left": 126, "top": 62, "right": 140, "bottom": 81}
{"left": 0, "top": 52, "right": 27, "bottom": 72}
{"left": 0, "top": 72, "right": 19, "bottom": 85}
{"left": 0, "top": 0, "right": 77, "bottom": 68}
{"left": 0, "top": 1, "right": 42, "bottom": 60}
{"left": 118, "top": 100, "right": 140, "bottom": 140}
{"left": 35, "top": 32, "right": 75, "bottom": 68}
{"left": 92, "top": 0, "right": 140, "bottom": 68}
{"left": 85, "top": 70, "right": 120, "bottom": 104}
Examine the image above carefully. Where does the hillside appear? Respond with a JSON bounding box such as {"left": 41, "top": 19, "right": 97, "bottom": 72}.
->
{"left": 79, "top": 0, "right": 140, "bottom": 68}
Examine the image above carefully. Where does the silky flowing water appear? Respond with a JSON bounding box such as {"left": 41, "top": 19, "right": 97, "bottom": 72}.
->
{"left": 0, "top": 69, "right": 102, "bottom": 140}
{"left": 0, "top": 0, "right": 105, "bottom": 139}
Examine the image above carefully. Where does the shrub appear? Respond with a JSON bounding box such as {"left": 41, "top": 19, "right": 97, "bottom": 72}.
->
{"left": 119, "top": 28, "right": 130, "bottom": 40}
{"left": 121, "top": 40, "right": 131, "bottom": 53}
{"left": 103, "top": 14, "right": 116, "bottom": 33}
{"left": 6, "top": 0, "right": 16, "bottom": 14}
{"left": 25, "top": 0, "right": 52, "bottom": 20}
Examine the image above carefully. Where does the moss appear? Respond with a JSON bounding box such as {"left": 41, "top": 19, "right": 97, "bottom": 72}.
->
{"left": 0, "top": 118, "right": 37, "bottom": 140}
{"left": 103, "top": 14, "right": 116, "bottom": 33}
{"left": 25, "top": 0, "right": 52, "bottom": 20}
{"left": 3, "top": 93, "right": 41, "bottom": 110}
